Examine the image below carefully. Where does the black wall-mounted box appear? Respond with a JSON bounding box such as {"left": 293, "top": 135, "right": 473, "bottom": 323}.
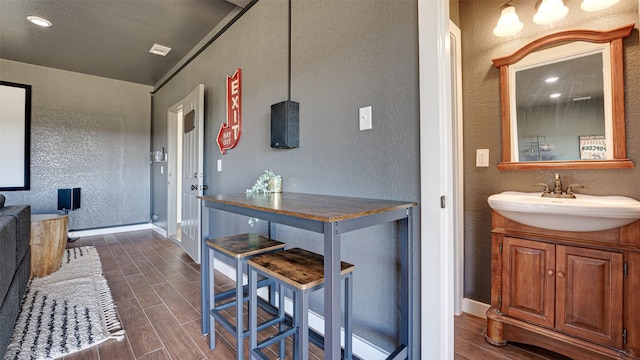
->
{"left": 271, "top": 100, "right": 299, "bottom": 149}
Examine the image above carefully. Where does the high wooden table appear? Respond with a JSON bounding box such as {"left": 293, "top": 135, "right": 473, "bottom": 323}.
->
{"left": 30, "top": 214, "right": 68, "bottom": 277}
{"left": 198, "top": 192, "right": 416, "bottom": 360}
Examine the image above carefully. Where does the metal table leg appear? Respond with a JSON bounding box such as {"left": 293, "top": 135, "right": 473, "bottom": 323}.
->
{"left": 324, "top": 221, "right": 341, "bottom": 360}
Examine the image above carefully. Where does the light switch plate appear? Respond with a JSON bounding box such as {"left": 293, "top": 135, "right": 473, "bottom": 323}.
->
{"left": 359, "top": 106, "right": 372, "bottom": 131}
{"left": 476, "top": 149, "right": 489, "bottom": 167}
{"left": 217, "top": 159, "right": 222, "bottom": 172}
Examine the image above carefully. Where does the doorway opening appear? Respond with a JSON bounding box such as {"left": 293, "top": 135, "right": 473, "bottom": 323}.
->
{"left": 167, "top": 107, "right": 183, "bottom": 242}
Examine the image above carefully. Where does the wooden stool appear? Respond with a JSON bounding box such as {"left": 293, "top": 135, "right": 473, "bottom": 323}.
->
{"left": 248, "top": 247, "right": 354, "bottom": 360}
{"left": 206, "top": 233, "right": 286, "bottom": 360}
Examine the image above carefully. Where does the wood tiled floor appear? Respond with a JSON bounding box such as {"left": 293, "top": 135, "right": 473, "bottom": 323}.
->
{"left": 54, "top": 229, "right": 570, "bottom": 360}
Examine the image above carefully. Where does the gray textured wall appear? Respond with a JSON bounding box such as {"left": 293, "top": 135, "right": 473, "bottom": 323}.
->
{"left": 0, "top": 59, "right": 152, "bottom": 230}
{"left": 460, "top": 0, "right": 640, "bottom": 303}
{"left": 151, "top": 0, "right": 420, "bottom": 353}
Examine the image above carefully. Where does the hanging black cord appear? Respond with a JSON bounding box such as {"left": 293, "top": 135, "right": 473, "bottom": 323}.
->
{"left": 288, "top": 0, "right": 292, "bottom": 101}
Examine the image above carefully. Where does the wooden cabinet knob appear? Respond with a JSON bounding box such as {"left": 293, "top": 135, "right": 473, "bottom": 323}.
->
{"left": 548, "top": 269, "right": 554, "bottom": 276}
{"left": 557, "top": 271, "right": 565, "bottom": 278}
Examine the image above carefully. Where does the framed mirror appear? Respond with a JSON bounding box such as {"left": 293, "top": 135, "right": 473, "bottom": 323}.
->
{"left": 492, "top": 24, "right": 635, "bottom": 170}
{"left": 0, "top": 81, "right": 31, "bottom": 190}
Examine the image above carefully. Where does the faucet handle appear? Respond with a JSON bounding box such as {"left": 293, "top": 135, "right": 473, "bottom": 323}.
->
{"left": 566, "top": 184, "right": 584, "bottom": 195}
{"left": 535, "top": 183, "right": 551, "bottom": 194}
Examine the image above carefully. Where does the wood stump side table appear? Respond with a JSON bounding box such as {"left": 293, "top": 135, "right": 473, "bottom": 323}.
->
{"left": 30, "top": 214, "right": 68, "bottom": 277}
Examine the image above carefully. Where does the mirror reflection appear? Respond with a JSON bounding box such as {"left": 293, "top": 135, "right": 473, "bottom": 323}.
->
{"left": 492, "top": 24, "right": 634, "bottom": 170}
{"left": 513, "top": 43, "right": 609, "bottom": 161}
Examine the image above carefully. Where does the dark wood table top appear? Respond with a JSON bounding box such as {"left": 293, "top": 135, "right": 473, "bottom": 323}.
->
{"left": 199, "top": 192, "right": 417, "bottom": 223}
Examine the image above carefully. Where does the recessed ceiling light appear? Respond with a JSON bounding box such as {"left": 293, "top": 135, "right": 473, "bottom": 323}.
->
{"left": 27, "top": 16, "right": 52, "bottom": 28}
{"left": 550, "top": 93, "right": 562, "bottom": 98}
{"left": 149, "top": 44, "right": 172, "bottom": 57}
{"left": 545, "top": 76, "right": 559, "bottom": 83}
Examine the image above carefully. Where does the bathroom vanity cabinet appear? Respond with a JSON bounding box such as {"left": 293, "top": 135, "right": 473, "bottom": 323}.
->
{"left": 486, "top": 211, "right": 640, "bottom": 360}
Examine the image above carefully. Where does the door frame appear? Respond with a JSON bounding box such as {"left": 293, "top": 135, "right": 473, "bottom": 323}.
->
{"left": 418, "top": 0, "right": 455, "bottom": 358}
{"left": 450, "top": 21, "right": 464, "bottom": 316}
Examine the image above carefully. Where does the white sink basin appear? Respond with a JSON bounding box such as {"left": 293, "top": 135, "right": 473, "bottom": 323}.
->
{"left": 487, "top": 191, "right": 640, "bottom": 232}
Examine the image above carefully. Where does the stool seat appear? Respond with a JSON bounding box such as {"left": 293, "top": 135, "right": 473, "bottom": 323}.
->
{"left": 248, "top": 248, "right": 354, "bottom": 360}
{"left": 248, "top": 247, "right": 354, "bottom": 290}
{"left": 206, "top": 233, "right": 285, "bottom": 258}
{"left": 205, "top": 233, "right": 286, "bottom": 360}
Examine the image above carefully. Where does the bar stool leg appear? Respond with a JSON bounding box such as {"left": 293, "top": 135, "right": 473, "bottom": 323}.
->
{"left": 291, "top": 290, "right": 300, "bottom": 359}
{"left": 248, "top": 267, "right": 258, "bottom": 359}
{"left": 276, "top": 284, "right": 284, "bottom": 359}
{"left": 202, "top": 240, "right": 210, "bottom": 335}
{"left": 344, "top": 273, "right": 353, "bottom": 360}
{"left": 297, "top": 289, "right": 309, "bottom": 360}
{"left": 208, "top": 246, "right": 216, "bottom": 349}
{"left": 235, "top": 258, "right": 244, "bottom": 360}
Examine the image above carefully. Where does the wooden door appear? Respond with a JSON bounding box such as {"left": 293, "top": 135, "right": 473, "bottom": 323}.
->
{"left": 555, "top": 245, "right": 623, "bottom": 348}
{"left": 502, "top": 237, "right": 556, "bottom": 328}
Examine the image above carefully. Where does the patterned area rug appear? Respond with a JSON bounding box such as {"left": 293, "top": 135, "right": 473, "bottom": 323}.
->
{"left": 4, "top": 246, "right": 124, "bottom": 360}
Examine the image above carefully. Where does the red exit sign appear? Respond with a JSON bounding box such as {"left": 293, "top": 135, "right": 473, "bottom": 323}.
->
{"left": 217, "top": 68, "right": 242, "bottom": 154}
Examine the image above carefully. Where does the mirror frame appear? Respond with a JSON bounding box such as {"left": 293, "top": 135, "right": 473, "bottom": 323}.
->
{"left": 492, "top": 24, "right": 635, "bottom": 170}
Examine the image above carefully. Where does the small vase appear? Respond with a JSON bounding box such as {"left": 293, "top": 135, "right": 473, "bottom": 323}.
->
{"left": 268, "top": 176, "right": 282, "bottom": 193}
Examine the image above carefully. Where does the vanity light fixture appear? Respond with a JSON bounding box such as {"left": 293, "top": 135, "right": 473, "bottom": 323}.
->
{"left": 493, "top": 0, "right": 620, "bottom": 37}
{"left": 550, "top": 93, "right": 562, "bottom": 98}
{"left": 581, "top": 0, "right": 621, "bottom": 11}
{"left": 493, "top": 4, "right": 524, "bottom": 37}
{"left": 545, "top": 76, "right": 559, "bottom": 83}
{"left": 27, "top": 16, "right": 52, "bottom": 28}
{"left": 533, "top": 0, "right": 569, "bottom": 25}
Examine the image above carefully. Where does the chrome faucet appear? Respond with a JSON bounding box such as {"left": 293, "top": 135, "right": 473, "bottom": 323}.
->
{"left": 535, "top": 173, "right": 583, "bottom": 199}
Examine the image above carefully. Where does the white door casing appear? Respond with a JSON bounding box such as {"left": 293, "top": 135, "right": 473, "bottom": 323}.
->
{"left": 419, "top": 0, "right": 454, "bottom": 358}
{"left": 180, "top": 84, "right": 205, "bottom": 264}
{"left": 450, "top": 21, "right": 464, "bottom": 316}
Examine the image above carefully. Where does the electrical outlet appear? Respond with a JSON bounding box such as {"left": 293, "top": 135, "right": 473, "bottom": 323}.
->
{"left": 476, "top": 149, "right": 489, "bottom": 167}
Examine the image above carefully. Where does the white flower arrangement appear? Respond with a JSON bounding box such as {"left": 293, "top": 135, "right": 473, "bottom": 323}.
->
{"left": 246, "top": 170, "right": 282, "bottom": 194}
{"left": 246, "top": 170, "right": 282, "bottom": 227}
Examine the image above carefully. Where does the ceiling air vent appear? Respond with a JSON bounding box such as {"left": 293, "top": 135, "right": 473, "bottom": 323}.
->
{"left": 149, "top": 44, "right": 171, "bottom": 56}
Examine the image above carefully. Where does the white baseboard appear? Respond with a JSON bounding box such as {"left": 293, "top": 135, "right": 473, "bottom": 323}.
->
{"left": 461, "top": 298, "right": 490, "bottom": 319}
{"left": 151, "top": 224, "right": 168, "bottom": 237}
{"left": 213, "top": 259, "right": 390, "bottom": 360}
{"left": 69, "top": 223, "right": 153, "bottom": 238}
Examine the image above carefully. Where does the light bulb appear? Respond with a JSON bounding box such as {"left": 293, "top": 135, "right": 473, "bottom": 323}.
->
{"left": 493, "top": 6, "right": 524, "bottom": 37}
{"left": 533, "top": 0, "right": 569, "bottom": 25}
{"left": 581, "top": 0, "right": 621, "bottom": 11}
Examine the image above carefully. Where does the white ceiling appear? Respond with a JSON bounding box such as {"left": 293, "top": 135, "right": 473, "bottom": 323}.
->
{"left": 0, "top": 0, "right": 252, "bottom": 85}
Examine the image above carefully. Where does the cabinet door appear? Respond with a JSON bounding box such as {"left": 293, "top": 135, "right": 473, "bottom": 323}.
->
{"left": 555, "top": 246, "right": 623, "bottom": 348}
{"left": 502, "top": 237, "right": 556, "bottom": 328}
